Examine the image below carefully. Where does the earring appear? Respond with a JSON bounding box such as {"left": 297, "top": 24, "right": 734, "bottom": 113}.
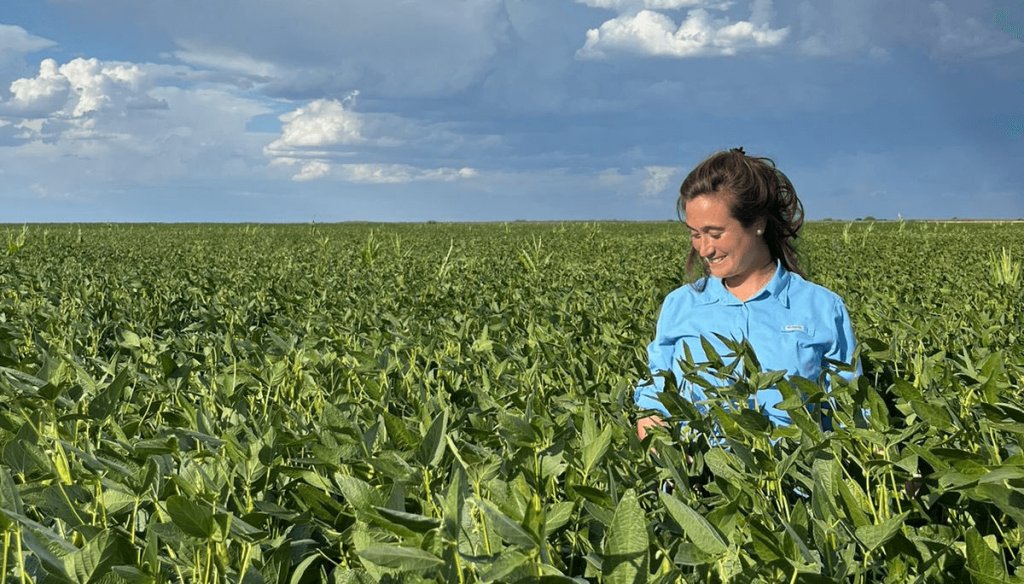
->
{"left": 756, "top": 229, "right": 763, "bottom": 235}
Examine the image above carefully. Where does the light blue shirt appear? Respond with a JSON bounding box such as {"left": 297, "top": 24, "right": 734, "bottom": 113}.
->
{"left": 635, "top": 261, "right": 858, "bottom": 425}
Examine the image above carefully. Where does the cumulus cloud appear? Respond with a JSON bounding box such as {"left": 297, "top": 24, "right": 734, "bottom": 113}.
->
{"left": 0, "top": 24, "right": 57, "bottom": 54}
{"left": 338, "top": 163, "right": 477, "bottom": 184}
{"left": 292, "top": 160, "right": 331, "bottom": 182}
{"left": 597, "top": 165, "right": 680, "bottom": 198}
{"left": 0, "top": 52, "right": 274, "bottom": 198}
{"left": 577, "top": 5, "right": 788, "bottom": 59}
{"left": 640, "top": 165, "right": 678, "bottom": 197}
{"left": 260, "top": 157, "right": 480, "bottom": 184}
{"left": 3, "top": 57, "right": 168, "bottom": 121}
{"left": 263, "top": 96, "right": 485, "bottom": 183}
{"left": 576, "top": 0, "right": 730, "bottom": 9}
{"left": 7, "top": 59, "right": 68, "bottom": 114}
{"left": 262, "top": 95, "right": 408, "bottom": 183}
{"left": 263, "top": 95, "right": 363, "bottom": 161}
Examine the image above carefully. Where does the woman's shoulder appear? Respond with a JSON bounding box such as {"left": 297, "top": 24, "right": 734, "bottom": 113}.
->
{"left": 661, "top": 278, "right": 716, "bottom": 308}
{"left": 785, "top": 270, "right": 848, "bottom": 308}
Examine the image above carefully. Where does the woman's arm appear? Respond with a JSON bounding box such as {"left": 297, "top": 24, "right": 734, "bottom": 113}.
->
{"left": 636, "top": 414, "right": 665, "bottom": 440}
{"left": 634, "top": 295, "right": 679, "bottom": 417}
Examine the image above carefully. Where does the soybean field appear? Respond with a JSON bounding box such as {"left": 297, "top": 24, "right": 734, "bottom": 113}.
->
{"left": 0, "top": 221, "right": 1022, "bottom": 583}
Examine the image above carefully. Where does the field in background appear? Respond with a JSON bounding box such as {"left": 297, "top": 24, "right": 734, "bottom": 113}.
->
{"left": 0, "top": 221, "right": 1021, "bottom": 583}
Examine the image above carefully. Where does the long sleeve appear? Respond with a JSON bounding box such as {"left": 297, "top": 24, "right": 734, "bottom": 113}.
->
{"left": 634, "top": 299, "right": 676, "bottom": 416}
{"left": 825, "top": 297, "right": 860, "bottom": 382}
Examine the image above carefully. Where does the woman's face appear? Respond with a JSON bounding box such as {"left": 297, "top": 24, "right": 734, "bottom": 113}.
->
{"left": 684, "top": 193, "right": 771, "bottom": 287}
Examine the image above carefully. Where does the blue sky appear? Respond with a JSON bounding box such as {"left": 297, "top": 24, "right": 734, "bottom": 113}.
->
{"left": 1, "top": 0, "right": 1022, "bottom": 221}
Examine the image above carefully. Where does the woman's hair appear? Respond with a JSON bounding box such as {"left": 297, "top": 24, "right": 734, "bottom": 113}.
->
{"left": 677, "top": 147, "right": 805, "bottom": 280}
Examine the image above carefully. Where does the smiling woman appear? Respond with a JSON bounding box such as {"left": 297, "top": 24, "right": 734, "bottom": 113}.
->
{"left": 635, "top": 148, "right": 859, "bottom": 436}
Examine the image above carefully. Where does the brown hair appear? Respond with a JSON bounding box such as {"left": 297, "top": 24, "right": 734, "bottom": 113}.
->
{"left": 677, "top": 147, "right": 805, "bottom": 280}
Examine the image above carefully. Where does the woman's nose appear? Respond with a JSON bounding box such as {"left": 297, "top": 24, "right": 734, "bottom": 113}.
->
{"left": 696, "top": 236, "right": 712, "bottom": 256}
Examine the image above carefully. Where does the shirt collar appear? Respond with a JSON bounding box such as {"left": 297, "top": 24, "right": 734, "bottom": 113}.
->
{"left": 695, "top": 260, "right": 792, "bottom": 307}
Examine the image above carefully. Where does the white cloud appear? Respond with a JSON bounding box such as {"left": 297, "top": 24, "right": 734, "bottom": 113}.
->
{"left": 577, "top": 7, "right": 788, "bottom": 59}
{"left": 60, "top": 58, "right": 144, "bottom": 117}
{"left": 0, "top": 53, "right": 274, "bottom": 197}
{"left": 0, "top": 24, "right": 56, "bottom": 54}
{"left": 269, "top": 157, "right": 478, "bottom": 184}
{"left": 597, "top": 165, "right": 680, "bottom": 197}
{"left": 293, "top": 160, "right": 331, "bottom": 182}
{"left": 338, "top": 163, "right": 477, "bottom": 184}
{"left": 930, "top": 1, "right": 1023, "bottom": 60}
{"left": 7, "top": 59, "right": 68, "bottom": 114}
{"left": 576, "top": 0, "right": 730, "bottom": 9}
{"left": 641, "top": 165, "right": 678, "bottom": 197}
{"left": 264, "top": 96, "right": 363, "bottom": 160}
{"left": 262, "top": 95, "right": 493, "bottom": 181}
{"left": 4, "top": 57, "right": 166, "bottom": 121}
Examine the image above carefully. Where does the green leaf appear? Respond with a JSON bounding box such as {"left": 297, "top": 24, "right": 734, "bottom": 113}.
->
{"left": 374, "top": 506, "right": 440, "bottom": 534}
{"left": 734, "top": 409, "right": 771, "bottom": 434}
{"left": 911, "top": 398, "right": 953, "bottom": 429}
{"left": 477, "top": 498, "right": 537, "bottom": 549}
{"left": 603, "top": 489, "right": 648, "bottom": 584}
{"left": 357, "top": 545, "right": 444, "bottom": 571}
{"left": 87, "top": 368, "right": 130, "bottom": 420}
{"left": 659, "top": 492, "right": 727, "bottom": 557}
{"left": 165, "top": 495, "right": 214, "bottom": 539}
{"left": 699, "top": 336, "right": 724, "bottom": 369}
{"left": 442, "top": 468, "right": 466, "bottom": 541}
{"left": 970, "top": 484, "right": 1024, "bottom": 526}
{"left": 704, "top": 448, "right": 745, "bottom": 485}
{"left": 775, "top": 380, "right": 805, "bottom": 411}
{"left": 65, "top": 530, "right": 134, "bottom": 584}
{"left": 855, "top": 512, "right": 907, "bottom": 552}
{"left": 0, "top": 467, "right": 23, "bottom": 529}
{"left": 545, "top": 501, "right": 575, "bottom": 536}
{"left": 810, "top": 460, "right": 838, "bottom": 523}
{"left": 416, "top": 410, "right": 448, "bottom": 468}
{"left": 110, "top": 566, "right": 156, "bottom": 584}
{"left": 381, "top": 412, "right": 419, "bottom": 451}
{"left": 835, "top": 478, "right": 870, "bottom": 529}
{"left": 290, "top": 554, "right": 321, "bottom": 584}
{"left": 480, "top": 551, "right": 529, "bottom": 583}
{"left": 582, "top": 425, "right": 613, "bottom": 478}
{"left": 119, "top": 330, "right": 142, "bottom": 349}
{"left": 747, "top": 516, "right": 785, "bottom": 563}
{"left": 965, "top": 527, "right": 1008, "bottom": 583}
{"left": 20, "top": 525, "right": 75, "bottom": 582}
{"left": 332, "top": 568, "right": 376, "bottom": 584}
{"left": 979, "top": 352, "right": 1009, "bottom": 402}
{"left": 336, "top": 474, "right": 382, "bottom": 515}
{"left": 977, "top": 466, "right": 1024, "bottom": 484}
{"left": 2, "top": 439, "right": 50, "bottom": 477}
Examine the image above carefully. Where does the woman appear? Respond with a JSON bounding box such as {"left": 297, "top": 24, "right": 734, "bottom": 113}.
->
{"left": 635, "top": 148, "right": 858, "bottom": 439}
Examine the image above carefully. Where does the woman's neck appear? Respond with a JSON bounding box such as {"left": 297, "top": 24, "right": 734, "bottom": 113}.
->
{"left": 724, "top": 257, "right": 776, "bottom": 301}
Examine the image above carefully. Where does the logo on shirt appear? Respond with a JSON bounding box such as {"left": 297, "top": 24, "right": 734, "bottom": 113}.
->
{"left": 783, "top": 324, "right": 805, "bottom": 332}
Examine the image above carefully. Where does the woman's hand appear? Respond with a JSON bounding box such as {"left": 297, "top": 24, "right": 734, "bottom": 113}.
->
{"left": 636, "top": 415, "right": 666, "bottom": 440}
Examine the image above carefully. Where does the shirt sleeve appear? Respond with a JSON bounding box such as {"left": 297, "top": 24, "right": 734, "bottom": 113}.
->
{"left": 634, "top": 296, "right": 675, "bottom": 416}
{"left": 825, "top": 297, "right": 860, "bottom": 382}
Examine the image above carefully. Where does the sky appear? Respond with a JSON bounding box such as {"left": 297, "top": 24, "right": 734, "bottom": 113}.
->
{"left": 0, "top": 0, "right": 1022, "bottom": 222}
